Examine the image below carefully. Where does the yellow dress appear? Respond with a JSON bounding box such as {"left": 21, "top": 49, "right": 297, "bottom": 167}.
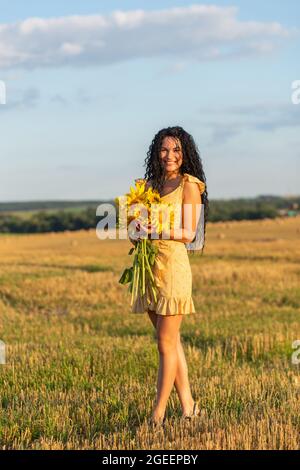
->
{"left": 131, "top": 173, "right": 206, "bottom": 316}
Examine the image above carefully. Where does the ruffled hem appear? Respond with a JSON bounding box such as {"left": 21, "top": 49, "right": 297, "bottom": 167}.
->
{"left": 131, "top": 291, "right": 196, "bottom": 316}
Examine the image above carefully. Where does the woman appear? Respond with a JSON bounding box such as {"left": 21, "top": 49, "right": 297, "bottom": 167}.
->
{"left": 129, "top": 126, "right": 209, "bottom": 428}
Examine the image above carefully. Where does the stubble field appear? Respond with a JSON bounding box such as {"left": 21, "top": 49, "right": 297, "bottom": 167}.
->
{"left": 0, "top": 216, "right": 300, "bottom": 449}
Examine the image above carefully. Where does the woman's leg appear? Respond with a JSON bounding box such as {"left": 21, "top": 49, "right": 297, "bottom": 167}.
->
{"left": 147, "top": 309, "right": 158, "bottom": 330}
{"left": 152, "top": 313, "right": 183, "bottom": 422}
{"left": 174, "top": 333, "right": 195, "bottom": 415}
{"left": 147, "top": 310, "right": 195, "bottom": 417}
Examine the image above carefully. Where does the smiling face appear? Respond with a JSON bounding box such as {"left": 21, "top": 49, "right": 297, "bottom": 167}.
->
{"left": 159, "top": 136, "right": 183, "bottom": 176}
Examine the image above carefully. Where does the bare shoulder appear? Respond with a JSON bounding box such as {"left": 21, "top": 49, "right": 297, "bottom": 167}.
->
{"left": 183, "top": 180, "right": 202, "bottom": 202}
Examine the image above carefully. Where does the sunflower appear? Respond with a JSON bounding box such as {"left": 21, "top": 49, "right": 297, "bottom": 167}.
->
{"left": 117, "top": 178, "right": 175, "bottom": 308}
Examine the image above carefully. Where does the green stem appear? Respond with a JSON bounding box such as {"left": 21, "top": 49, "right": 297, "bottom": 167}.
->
{"left": 135, "top": 259, "right": 140, "bottom": 302}
{"left": 141, "top": 239, "right": 145, "bottom": 295}
{"left": 130, "top": 252, "right": 138, "bottom": 306}
{"left": 144, "top": 249, "right": 155, "bottom": 283}
{"left": 149, "top": 278, "right": 157, "bottom": 303}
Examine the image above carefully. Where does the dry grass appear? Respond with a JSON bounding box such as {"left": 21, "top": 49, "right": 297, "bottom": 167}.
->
{"left": 0, "top": 217, "right": 300, "bottom": 449}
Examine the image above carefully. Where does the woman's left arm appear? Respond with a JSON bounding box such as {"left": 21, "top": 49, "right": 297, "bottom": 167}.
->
{"left": 148, "top": 182, "right": 201, "bottom": 243}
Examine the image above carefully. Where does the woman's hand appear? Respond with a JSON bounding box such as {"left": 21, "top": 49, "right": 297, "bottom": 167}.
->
{"left": 142, "top": 222, "right": 160, "bottom": 240}
{"left": 129, "top": 235, "right": 138, "bottom": 246}
{"left": 128, "top": 220, "right": 148, "bottom": 245}
{"left": 128, "top": 220, "right": 159, "bottom": 244}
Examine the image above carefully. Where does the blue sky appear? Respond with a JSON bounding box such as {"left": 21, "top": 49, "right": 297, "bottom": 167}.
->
{"left": 0, "top": 0, "right": 299, "bottom": 202}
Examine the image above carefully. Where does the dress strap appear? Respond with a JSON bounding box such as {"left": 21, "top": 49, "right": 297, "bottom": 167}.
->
{"left": 182, "top": 173, "right": 206, "bottom": 194}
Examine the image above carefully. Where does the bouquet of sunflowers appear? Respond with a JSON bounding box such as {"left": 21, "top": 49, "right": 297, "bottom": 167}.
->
{"left": 115, "top": 178, "right": 174, "bottom": 308}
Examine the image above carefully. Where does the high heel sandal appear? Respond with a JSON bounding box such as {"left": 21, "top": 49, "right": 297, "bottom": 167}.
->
{"left": 182, "top": 400, "right": 200, "bottom": 420}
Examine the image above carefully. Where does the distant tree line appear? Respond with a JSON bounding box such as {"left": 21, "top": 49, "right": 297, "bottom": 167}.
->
{"left": 207, "top": 199, "right": 278, "bottom": 222}
{"left": 0, "top": 196, "right": 298, "bottom": 233}
{"left": 0, "top": 207, "right": 100, "bottom": 233}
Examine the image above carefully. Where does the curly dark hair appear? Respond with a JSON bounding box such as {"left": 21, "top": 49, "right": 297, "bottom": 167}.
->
{"left": 143, "top": 126, "right": 209, "bottom": 255}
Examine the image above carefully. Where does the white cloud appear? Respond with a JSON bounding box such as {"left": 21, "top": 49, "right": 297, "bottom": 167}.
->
{"left": 0, "top": 5, "right": 295, "bottom": 69}
{"left": 60, "top": 42, "right": 84, "bottom": 56}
